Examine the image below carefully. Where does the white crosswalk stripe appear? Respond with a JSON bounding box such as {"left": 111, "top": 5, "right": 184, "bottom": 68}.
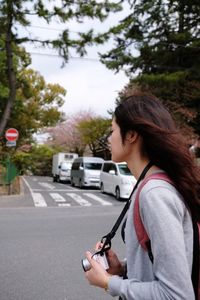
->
{"left": 22, "top": 177, "right": 47, "bottom": 207}
{"left": 83, "top": 193, "right": 112, "bottom": 206}
{"left": 32, "top": 193, "right": 47, "bottom": 207}
{"left": 38, "top": 182, "right": 55, "bottom": 190}
{"left": 58, "top": 203, "right": 71, "bottom": 207}
{"left": 66, "top": 193, "right": 92, "bottom": 206}
{"left": 50, "top": 193, "right": 67, "bottom": 203}
{"left": 50, "top": 193, "right": 71, "bottom": 207}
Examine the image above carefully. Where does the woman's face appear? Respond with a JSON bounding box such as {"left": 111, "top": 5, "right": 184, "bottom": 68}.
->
{"left": 108, "top": 118, "right": 128, "bottom": 162}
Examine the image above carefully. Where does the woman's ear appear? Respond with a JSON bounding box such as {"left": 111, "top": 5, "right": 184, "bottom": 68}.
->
{"left": 126, "top": 131, "right": 139, "bottom": 143}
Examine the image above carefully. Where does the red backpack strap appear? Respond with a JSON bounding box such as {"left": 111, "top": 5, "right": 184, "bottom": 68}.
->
{"left": 133, "top": 172, "right": 173, "bottom": 251}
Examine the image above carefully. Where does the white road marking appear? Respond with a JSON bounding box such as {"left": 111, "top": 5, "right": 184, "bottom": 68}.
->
{"left": 58, "top": 203, "right": 71, "bottom": 207}
{"left": 22, "top": 177, "right": 47, "bottom": 207}
{"left": 32, "top": 189, "right": 76, "bottom": 192}
{"left": 50, "top": 193, "right": 68, "bottom": 203}
{"left": 23, "top": 177, "right": 112, "bottom": 208}
{"left": 32, "top": 193, "right": 47, "bottom": 207}
{"left": 66, "top": 193, "right": 91, "bottom": 206}
{"left": 83, "top": 193, "right": 112, "bottom": 206}
{"left": 38, "top": 182, "right": 55, "bottom": 190}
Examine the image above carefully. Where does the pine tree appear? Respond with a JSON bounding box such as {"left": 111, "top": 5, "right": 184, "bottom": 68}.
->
{"left": 98, "top": 0, "right": 200, "bottom": 136}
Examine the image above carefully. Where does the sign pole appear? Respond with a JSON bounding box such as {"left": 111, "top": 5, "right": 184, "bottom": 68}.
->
{"left": 4, "top": 128, "right": 19, "bottom": 194}
{"left": 8, "top": 154, "right": 11, "bottom": 195}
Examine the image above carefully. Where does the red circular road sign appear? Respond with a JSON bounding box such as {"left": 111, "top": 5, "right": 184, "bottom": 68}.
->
{"left": 5, "top": 128, "right": 19, "bottom": 141}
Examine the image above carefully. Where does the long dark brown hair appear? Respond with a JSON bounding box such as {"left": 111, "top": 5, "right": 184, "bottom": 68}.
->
{"left": 114, "top": 92, "right": 200, "bottom": 220}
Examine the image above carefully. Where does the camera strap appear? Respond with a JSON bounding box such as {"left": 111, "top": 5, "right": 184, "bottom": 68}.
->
{"left": 97, "top": 161, "right": 153, "bottom": 255}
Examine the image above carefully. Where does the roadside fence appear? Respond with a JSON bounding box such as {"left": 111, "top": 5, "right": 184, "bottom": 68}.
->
{"left": 0, "top": 158, "right": 19, "bottom": 195}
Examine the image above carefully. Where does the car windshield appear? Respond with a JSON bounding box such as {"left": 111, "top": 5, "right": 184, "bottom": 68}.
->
{"left": 118, "top": 164, "right": 132, "bottom": 175}
{"left": 61, "top": 162, "right": 72, "bottom": 171}
{"left": 84, "top": 163, "right": 102, "bottom": 170}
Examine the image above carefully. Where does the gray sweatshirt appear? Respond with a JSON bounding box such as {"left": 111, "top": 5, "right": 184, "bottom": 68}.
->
{"left": 108, "top": 175, "right": 195, "bottom": 300}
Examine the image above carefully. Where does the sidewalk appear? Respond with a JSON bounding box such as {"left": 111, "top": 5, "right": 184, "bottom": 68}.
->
{"left": 0, "top": 177, "right": 33, "bottom": 208}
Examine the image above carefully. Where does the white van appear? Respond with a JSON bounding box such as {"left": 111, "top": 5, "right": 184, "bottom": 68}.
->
{"left": 70, "top": 157, "right": 104, "bottom": 188}
{"left": 100, "top": 161, "right": 136, "bottom": 200}
{"left": 52, "top": 152, "right": 78, "bottom": 182}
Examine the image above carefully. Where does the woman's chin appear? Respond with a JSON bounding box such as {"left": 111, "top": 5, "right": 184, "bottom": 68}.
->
{"left": 112, "top": 157, "right": 123, "bottom": 163}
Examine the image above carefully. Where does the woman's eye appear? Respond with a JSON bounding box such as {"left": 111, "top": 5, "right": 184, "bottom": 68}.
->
{"left": 106, "top": 129, "right": 113, "bottom": 139}
{"left": 109, "top": 129, "right": 113, "bottom": 137}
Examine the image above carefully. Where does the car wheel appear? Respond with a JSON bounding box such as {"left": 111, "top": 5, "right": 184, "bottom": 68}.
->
{"left": 100, "top": 182, "right": 104, "bottom": 194}
{"left": 71, "top": 178, "right": 74, "bottom": 186}
{"left": 79, "top": 179, "right": 83, "bottom": 189}
{"left": 53, "top": 176, "right": 56, "bottom": 182}
{"left": 115, "top": 187, "right": 121, "bottom": 201}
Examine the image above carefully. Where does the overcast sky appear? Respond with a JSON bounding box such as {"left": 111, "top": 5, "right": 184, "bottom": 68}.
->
{"left": 22, "top": 2, "right": 130, "bottom": 118}
{"left": 30, "top": 50, "right": 128, "bottom": 117}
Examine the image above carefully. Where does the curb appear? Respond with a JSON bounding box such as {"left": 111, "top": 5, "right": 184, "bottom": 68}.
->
{"left": 0, "top": 176, "right": 24, "bottom": 198}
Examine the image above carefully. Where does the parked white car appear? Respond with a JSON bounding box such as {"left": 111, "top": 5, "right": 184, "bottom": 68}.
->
{"left": 100, "top": 161, "right": 136, "bottom": 200}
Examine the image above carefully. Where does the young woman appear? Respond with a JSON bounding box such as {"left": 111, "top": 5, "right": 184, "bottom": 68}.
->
{"left": 84, "top": 92, "right": 200, "bottom": 300}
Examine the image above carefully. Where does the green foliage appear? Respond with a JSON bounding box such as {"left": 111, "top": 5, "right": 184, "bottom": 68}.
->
{"left": 0, "top": 33, "right": 66, "bottom": 141}
{"left": 99, "top": 1, "right": 200, "bottom": 75}
{"left": 13, "top": 144, "right": 58, "bottom": 176}
{"left": 96, "top": 0, "right": 200, "bottom": 137}
{"left": 0, "top": 0, "right": 122, "bottom": 138}
{"left": 3, "top": 68, "right": 66, "bottom": 145}
{"left": 77, "top": 117, "right": 111, "bottom": 158}
{"left": 0, "top": 0, "right": 122, "bottom": 62}
{"left": 30, "top": 144, "right": 55, "bottom": 176}
{"left": 1, "top": 0, "right": 199, "bottom": 140}
{"left": 45, "top": 111, "right": 89, "bottom": 155}
{"left": 12, "top": 151, "right": 32, "bottom": 175}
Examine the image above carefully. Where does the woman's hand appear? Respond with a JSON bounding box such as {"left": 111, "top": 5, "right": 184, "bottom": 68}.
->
{"left": 95, "top": 241, "right": 124, "bottom": 276}
{"left": 85, "top": 251, "right": 112, "bottom": 289}
{"left": 106, "top": 248, "right": 124, "bottom": 276}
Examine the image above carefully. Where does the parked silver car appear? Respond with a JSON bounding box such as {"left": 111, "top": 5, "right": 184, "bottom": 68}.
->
{"left": 71, "top": 157, "right": 104, "bottom": 188}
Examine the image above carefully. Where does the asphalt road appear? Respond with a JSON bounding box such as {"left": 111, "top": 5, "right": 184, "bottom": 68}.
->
{"left": 0, "top": 176, "right": 126, "bottom": 300}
